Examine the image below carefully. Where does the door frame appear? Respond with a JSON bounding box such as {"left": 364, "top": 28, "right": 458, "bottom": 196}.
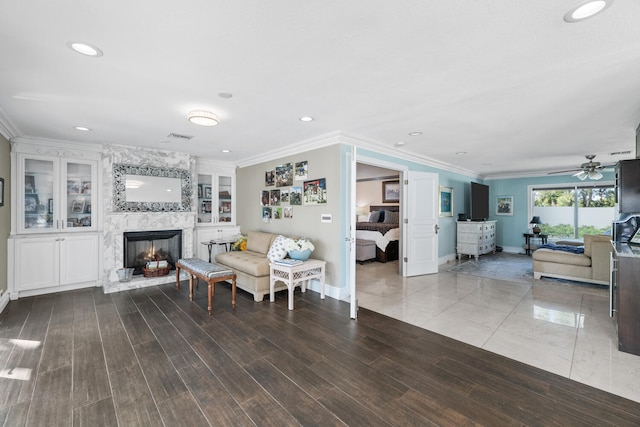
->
{"left": 349, "top": 150, "right": 408, "bottom": 318}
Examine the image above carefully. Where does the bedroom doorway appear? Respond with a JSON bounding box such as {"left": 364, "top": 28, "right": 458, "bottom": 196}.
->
{"left": 349, "top": 152, "right": 439, "bottom": 319}
{"left": 355, "top": 162, "right": 402, "bottom": 273}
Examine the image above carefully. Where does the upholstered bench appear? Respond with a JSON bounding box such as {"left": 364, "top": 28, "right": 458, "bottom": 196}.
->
{"left": 176, "top": 258, "right": 237, "bottom": 314}
{"left": 356, "top": 239, "right": 376, "bottom": 263}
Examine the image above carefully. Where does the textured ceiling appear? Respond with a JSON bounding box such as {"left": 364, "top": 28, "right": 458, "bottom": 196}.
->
{"left": 1, "top": 1, "right": 639, "bottom": 178}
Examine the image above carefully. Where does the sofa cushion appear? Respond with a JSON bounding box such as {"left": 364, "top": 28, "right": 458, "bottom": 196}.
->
{"left": 215, "top": 251, "right": 271, "bottom": 277}
{"left": 583, "top": 234, "right": 611, "bottom": 257}
{"left": 267, "top": 235, "right": 289, "bottom": 262}
{"left": 246, "top": 230, "right": 273, "bottom": 255}
{"left": 532, "top": 248, "right": 592, "bottom": 267}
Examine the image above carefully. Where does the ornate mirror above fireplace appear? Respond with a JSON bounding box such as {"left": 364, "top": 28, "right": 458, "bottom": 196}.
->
{"left": 113, "top": 164, "right": 193, "bottom": 212}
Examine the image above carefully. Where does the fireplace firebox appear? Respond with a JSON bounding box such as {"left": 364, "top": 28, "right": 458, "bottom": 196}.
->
{"left": 123, "top": 230, "right": 182, "bottom": 275}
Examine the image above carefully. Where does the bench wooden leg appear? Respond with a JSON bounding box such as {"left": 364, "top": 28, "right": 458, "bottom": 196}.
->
{"left": 189, "top": 274, "right": 194, "bottom": 301}
{"left": 232, "top": 276, "right": 236, "bottom": 309}
{"left": 207, "top": 280, "right": 213, "bottom": 315}
{"left": 175, "top": 266, "right": 181, "bottom": 290}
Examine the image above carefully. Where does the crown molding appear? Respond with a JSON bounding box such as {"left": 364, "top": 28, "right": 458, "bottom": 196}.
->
{"left": 237, "top": 130, "right": 483, "bottom": 179}
{"left": 0, "top": 106, "right": 18, "bottom": 140}
{"left": 235, "top": 131, "right": 344, "bottom": 168}
{"left": 341, "top": 131, "right": 482, "bottom": 179}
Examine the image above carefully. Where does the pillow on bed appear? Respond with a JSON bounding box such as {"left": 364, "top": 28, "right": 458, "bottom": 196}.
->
{"left": 383, "top": 211, "right": 399, "bottom": 224}
{"left": 368, "top": 211, "right": 381, "bottom": 222}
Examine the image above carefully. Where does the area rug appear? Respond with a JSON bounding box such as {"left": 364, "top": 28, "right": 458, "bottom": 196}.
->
{"left": 447, "top": 253, "right": 534, "bottom": 284}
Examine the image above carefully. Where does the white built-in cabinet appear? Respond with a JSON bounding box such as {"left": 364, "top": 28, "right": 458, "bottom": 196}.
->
{"left": 13, "top": 234, "right": 99, "bottom": 291}
{"left": 194, "top": 158, "right": 238, "bottom": 261}
{"left": 456, "top": 220, "right": 497, "bottom": 260}
{"left": 9, "top": 139, "right": 102, "bottom": 299}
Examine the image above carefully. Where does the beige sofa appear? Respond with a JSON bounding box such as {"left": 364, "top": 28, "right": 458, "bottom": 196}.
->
{"left": 214, "top": 230, "right": 288, "bottom": 302}
{"left": 532, "top": 234, "right": 612, "bottom": 285}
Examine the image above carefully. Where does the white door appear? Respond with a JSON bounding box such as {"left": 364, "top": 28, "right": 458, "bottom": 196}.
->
{"left": 404, "top": 171, "right": 439, "bottom": 276}
{"left": 346, "top": 149, "right": 357, "bottom": 319}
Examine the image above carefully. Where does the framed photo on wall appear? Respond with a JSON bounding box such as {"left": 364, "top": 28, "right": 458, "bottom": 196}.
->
{"left": 439, "top": 186, "right": 453, "bottom": 217}
{"left": 382, "top": 180, "right": 400, "bottom": 203}
{"left": 496, "top": 195, "right": 514, "bottom": 216}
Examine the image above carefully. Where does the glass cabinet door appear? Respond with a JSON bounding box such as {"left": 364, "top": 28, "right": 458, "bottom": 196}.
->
{"left": 64, "top": 162, "right": 93, "bottom": 229}
{"left": 217, "top": 175, "right": 233, "bottom": 223}
{"left": 197, "top": 174, "right": 213, "bottom": 223}
{"left": 24, "top": 158, "right": 55, "bottom": 230}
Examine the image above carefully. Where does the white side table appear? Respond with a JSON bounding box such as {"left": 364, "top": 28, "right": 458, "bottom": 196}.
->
{"left": 269, "top": 259, "right": 326, "bottom": 310}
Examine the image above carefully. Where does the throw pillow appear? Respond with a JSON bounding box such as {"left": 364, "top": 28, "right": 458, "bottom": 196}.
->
{"left": 267, "top": 235, "right": 289, "bottom": 262}
{"left": 377, "top": 210, "right": 385, "bottom": 222}
{"left": 368, "top": 211, "right": 381, "bottom": 222}
{"left": 383, "top": 211, "right": 399, "bottom": 224}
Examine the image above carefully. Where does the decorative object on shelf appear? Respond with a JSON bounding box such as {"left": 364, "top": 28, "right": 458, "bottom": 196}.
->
{"left": 382, "top": 180, "right": 400, "bottom": 203}
{"left": 25, "top": 193, "right": 39, "bottom": 213}
{"left": 67, "top": 178, "right": 81, "bottom": 194}
{"left": 439, "top": 186, "right": 453, "bottom": 217}
{"left": 496, "top": 195, "right": 514, "bottom": 216}
{"left": 71, "top": 199, "right": 85, "bottom": 213}
{"left": 530, "top": 216, "right": 543, "bottom": 234}
{"left": 116, "top": 268, "right": 134, "bottom": 282}
{"left": 285, "top": 238, "right": 315, "bottom": 261}
{"left": 25, "top": 175, "right": 36, "bottom": 193}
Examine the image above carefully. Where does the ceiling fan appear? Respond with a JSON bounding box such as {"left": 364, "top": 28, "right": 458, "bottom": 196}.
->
{"left": 548, "top": 154, "right": 607, "bottom": 180}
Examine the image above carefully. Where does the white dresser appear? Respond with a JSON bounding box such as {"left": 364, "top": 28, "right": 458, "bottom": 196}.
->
{"left": 456, "top": 220, "right": 497, "bottom": 260}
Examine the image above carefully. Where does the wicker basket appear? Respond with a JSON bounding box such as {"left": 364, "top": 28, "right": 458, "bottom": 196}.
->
{"left": 142, "top": 266, "right": 171, "bottom": 277}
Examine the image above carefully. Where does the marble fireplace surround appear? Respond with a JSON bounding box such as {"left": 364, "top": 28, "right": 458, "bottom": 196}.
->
{"left": 101, "top": 145, "right": 197, "bottom": 293}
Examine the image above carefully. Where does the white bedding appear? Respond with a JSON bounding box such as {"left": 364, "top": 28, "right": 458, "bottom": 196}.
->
{"left": 356, "top": 228, "right": 400, "bottom": 251}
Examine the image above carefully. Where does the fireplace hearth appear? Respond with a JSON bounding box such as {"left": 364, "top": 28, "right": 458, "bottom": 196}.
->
{"left": 123, "top": 230, "right": 182, "bottom": 275}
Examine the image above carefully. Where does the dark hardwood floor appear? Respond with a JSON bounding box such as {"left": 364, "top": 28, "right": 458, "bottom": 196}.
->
{"left": 1, "top": 280, "right": 640, "bottom": 426}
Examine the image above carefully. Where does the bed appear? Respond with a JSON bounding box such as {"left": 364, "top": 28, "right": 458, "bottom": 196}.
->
{"left": 356, "top": 205, "right": 400, "bottom": 263}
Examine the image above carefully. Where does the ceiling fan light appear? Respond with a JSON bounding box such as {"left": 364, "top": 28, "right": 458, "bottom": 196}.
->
{"left": 589, "top": 170, "right": 603, "bottom": 180}
{"left": 575, "top": 171, "right": 588, "bottom": 180}
{"left": 188, "top": 110, "right": 219, "bottom": 126}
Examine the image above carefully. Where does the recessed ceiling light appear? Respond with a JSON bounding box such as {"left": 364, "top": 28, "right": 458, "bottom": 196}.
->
{"left": 187, "top": 110, "right": 219, "bottom": 126}
{"left": 218, "top": 92, "right": 233, "bottom": 99}
{"left": 299, "top": 116, "right": 314, "bottom": 122}
{"left": 456, "top": 151, "right": 467, "bottom": 155}
{"left": 67, "top": 41, "right": 103, "bottom": 57}
{"left": 408, "top": 132, "right": 422, "bottom": 136}
{"left": 74, "top": 126, "right": 91, "bottom": 131}
{"left": 564, "top": 0, "right": 612, "bottom": 22}
{"left": 395, "top": 141, "right": 405, "bottom": 147}
{"left": 221, "top": 149, "right": 231, "bottom": 153}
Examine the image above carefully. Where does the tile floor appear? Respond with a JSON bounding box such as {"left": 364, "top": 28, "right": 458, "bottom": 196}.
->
{"left": 356, "top": 258, "right": 640, "bottom": 403}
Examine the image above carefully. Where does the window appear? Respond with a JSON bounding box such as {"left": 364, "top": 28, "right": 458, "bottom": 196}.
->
{"left": 530, "top": 183, "right": 614, "bottom": 241}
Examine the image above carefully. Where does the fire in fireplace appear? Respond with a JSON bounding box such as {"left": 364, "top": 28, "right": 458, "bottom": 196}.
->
{"left": 123, "top": 230, "right": 182, "bottom": 275}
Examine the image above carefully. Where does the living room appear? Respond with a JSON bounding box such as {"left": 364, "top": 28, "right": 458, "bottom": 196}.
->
{"left": 2, "top": 1, "right": 640, "bottom": 424}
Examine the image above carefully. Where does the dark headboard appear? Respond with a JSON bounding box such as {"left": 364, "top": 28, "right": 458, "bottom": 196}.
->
{"left": 370, "top": 205, "right": 399, "bottom": 212}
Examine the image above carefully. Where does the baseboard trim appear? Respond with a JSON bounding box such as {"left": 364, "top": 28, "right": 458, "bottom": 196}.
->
{"left": 0, "top": 292, "right": 10, "bottom": 314}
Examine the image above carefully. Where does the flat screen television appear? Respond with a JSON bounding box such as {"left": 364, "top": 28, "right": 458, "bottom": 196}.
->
{"left": 470, "top": 182, "right": 490, "bottom": 221}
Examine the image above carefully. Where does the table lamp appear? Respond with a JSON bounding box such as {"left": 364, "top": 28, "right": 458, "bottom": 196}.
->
{"left": 530, "top": 216, "right": 542, "bottom": 234}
